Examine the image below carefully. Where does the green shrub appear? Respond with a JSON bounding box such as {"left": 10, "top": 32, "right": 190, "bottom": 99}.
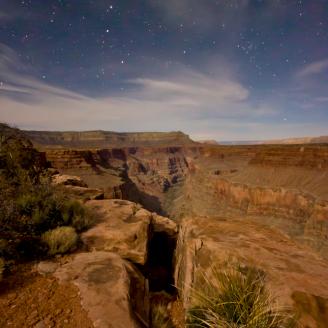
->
{"left": 187, "top": 265, "right": 296, "bottom": 328}
{"left": 42, "top": 226, "right": 78, "bottom": 255}
{"left": 61, "top": 200, "right": 93, "bottom": 231}
{"left": 16, "top": 186, "right": 64, "bottom": 232}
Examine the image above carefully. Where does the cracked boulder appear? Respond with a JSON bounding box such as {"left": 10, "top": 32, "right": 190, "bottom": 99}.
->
{"left": 82, "top": 200, "right": 151, "bottom": 265}
{"left": 54, "top": 251, "right": 149, "bottom": 328}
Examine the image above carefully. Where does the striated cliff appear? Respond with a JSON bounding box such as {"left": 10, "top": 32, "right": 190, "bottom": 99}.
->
{"left": 249, "top": 144, "right": 328, "bottom": 168}
{"left": 23, "top": 130, "right": 195, "bottom": 148}
{"left": 215, "top": 178, "right": 328, "bottom": 250}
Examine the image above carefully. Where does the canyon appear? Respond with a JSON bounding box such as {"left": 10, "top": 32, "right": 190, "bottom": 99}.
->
{"left": 3, "top": 128, "right": 328, "bottom": 327}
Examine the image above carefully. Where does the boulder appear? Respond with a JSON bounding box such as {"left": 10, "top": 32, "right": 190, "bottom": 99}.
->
{"left": 36, "top": 261, "right": 59, "bottom": 275}
{"left": 54, "top": 251, "right": 149, "bottom": 328}
{"left": 152, "top": 213, "right": 178, "bottom": 236}
{"left": 82, "top": 200, "right": 151, "bottom": 265}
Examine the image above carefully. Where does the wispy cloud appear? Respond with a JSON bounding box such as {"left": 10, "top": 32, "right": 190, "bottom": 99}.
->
{"left": 296, "top": 59, "right": 328, "bottom": 78}
{"left": 0, "top": 42, "right": 278, "bottom": 133}
{"left": 4, "top": 43, "right": 322, "bottom": 140}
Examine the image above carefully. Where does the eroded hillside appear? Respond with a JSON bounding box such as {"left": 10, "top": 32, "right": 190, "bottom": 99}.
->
{"left": 2, "top": 127, "right": 328, "bottom": 327}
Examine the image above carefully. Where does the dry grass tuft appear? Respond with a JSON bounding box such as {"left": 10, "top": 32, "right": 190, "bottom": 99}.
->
{"left": 42, "top": 226, "right": 78, "bottom": 255}
{"left": 187, "top": 264, "right": 296, "bottom": 328}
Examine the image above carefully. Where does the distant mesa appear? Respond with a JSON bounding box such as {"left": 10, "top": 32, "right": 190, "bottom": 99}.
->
{"left": 23, "top": 130, "right": 196, "bottom": 149}
{"left": 219, "top": 136, "right": 328, "bottom": 145}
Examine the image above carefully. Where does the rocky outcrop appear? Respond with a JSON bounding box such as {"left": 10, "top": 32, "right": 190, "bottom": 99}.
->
{"left": 174, "top": 216, "right": 328, "bottom": 327}
{"left": 82, "top": 200, "right": 151, "bottom": 265}
{"left": 82, "top": 200, "right": 178, "bottom": 266}
{"left": 152, "top": 213, "right": 178, "bottom": 236}
{"left": 35, "top": 199, "right": 179, "bottom": 327}
{"left": 53, "top": 252, "right": 148, "bottom": 328}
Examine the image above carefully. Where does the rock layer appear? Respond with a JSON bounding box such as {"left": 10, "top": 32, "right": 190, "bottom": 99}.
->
{"left": 174, "top": 216, "right": 328, "bottom": 327}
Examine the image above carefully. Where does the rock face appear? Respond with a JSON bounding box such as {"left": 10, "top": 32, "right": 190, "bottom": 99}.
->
{"left": 82, "top": 200, "right": 151, "bottom": 265}
{"left": 215, "top": 178, "right": 328, "bottom": 255}
{"left": 54, "top": 252, "right": 148, "bottom": 328}
{"left": 34, "top": 199, "right": 179, "bottom": 328}
{"left": 44, "top": 147, "right": 196, "bottom": 214}
{"left": 249, "top": 144, "right": 328, "bottom": 169}
{"left": 82, "top": 200, "right": 178, "bottom": 266}
{"left": 174, "top": 216, "right": 328, "bottom": 327}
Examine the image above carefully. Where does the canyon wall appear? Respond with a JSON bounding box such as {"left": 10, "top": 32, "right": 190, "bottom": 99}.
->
{"left": 24, "top": 130, "right": 195, "bottom": 148}
{"left": 215, "top": 178, "right": 328, "bottom": 250}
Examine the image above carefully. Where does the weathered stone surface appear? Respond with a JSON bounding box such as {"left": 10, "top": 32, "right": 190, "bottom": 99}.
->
{"left": 54, "top": 251, "right": 148, "bottom": 328}
{"left": 36, "top": 261, "right": 59, "bottom": 275}
{"left": 152, "top": 213, "right": 178, "bottom": 236}
{"left": 82, "top": 200, "right": 151, "bottom": 265}
{"left": 52, "top": 174, "right": 88, "bottom": 187}
{"left": 175, "top": 216, "right": 328, "bottom": 327}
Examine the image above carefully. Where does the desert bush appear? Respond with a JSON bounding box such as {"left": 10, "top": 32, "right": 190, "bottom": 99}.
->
{"left": 151, "top": 302, "right": 174, "bottom": 328}
{"left": 187, "top": 265, "right": 296, "bottom": 328}
{"left": 61, "top": 200, "right": 93, "bottom": 231}
{"left": 17, "top": 186, "right": 64, "bottom": 229}
{"left": 42, "top": 226, "right": 78, "bottom": 255}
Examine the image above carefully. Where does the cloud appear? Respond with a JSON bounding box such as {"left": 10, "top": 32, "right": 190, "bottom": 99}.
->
{"left": 0, "top": 42, "right": 279, "bottom": 137}
{"left": 296, "top": 59, "right": 328, "bottom": 78}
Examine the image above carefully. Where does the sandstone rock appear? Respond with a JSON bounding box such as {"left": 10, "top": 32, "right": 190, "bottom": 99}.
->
{"left": 152, "top": 213, "right": 178, "bottom": 236}
{"left": 54, "top": 251, "right": 148, "bottom": 328}
{"left": 36, "top": 261, "right": 59, "bottom": 275}
{"left": 175, "top": 216, "right": 328, "bottom": 327}
{"left": 82, "top": 200, "right": 151, "bottom": 265}
{"left": 52, "top": 174, "right": 88, "bottom": 187}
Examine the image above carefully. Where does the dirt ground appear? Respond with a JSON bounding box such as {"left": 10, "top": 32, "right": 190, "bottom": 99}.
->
{"left": 0, "top": 263, "right": 93, "bottom": 328}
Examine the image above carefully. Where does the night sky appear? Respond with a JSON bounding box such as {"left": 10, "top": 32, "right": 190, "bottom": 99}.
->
{"left": 0, "top": 0, "right": 327, "bottom": 141}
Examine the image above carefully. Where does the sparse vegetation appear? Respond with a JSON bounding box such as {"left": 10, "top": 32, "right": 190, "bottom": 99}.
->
{"left": 61, "top": 200, "right": 93, "bottom": 232}
{"left": 42, "top": 226, "right": 78, "bottom": 255}
{"left": 0, "top": 123, "right": 92, "bottom": 262}
{"left": 187, "top": 265, "right": 296, "bottom": 328}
